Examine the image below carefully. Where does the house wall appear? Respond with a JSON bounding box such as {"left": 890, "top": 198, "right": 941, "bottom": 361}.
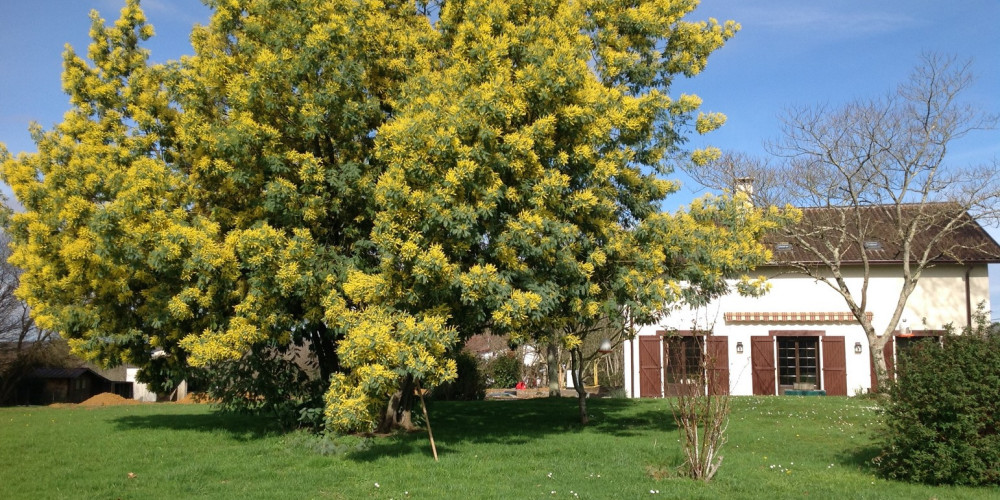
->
{"left": 127, "top": 367, "right": 157, "bottom": 402}
{"left": 624, "top": 263, "right": 992, "bottom": 398}
{"left": 126, "top": 367, "right": 188, "bottom": 402}
{"left": 42, "top": 379, "right": 70, "bottom": 403}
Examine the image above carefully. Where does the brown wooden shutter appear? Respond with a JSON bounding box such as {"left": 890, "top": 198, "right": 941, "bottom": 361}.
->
{"left": 706, "top": 337, "right": 730, "bottom": 395}
{"left": 821, "top": 336, "right": 847, "bottom": 395}
{"left": 638, "top": 336, "right": 662, "bottom": 397}
{"left": 751, "top": 336, "right": 776, "bottom": 395}
{"left": 869, "top": 337, "right": 895, "bottom": 393}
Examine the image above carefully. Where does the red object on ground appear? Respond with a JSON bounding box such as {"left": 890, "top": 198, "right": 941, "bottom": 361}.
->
{"left": 515, "top": 381, "right": 526, "bottom": 390}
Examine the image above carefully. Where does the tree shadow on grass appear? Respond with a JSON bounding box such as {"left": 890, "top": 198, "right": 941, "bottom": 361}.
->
{"left": 345, "top": 397, "right": 679, "bottom": 462}
{"left": 837, "top": 445, "right": 880, "bottom": 474}
{"left": 111, "top": 408, "right": 279, "bottom": 441}
{"left": 107, "top": 397, "right": 682, "bottom": 457}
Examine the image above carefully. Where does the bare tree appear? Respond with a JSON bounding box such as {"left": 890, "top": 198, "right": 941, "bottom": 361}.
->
{"left": 565, "top": 309, "right": 636, "bottom": 425}
{"left": 666, "top": 320, "right": 730, "bottom": 481}
{"left": 684, "top": 151, "right": 790, "bottom": 208}
{"left": 0, "top": 232, "right": 66, "bottom": 404}
{"left": 685, "top": 53, "right": 1000, "bottom": 390}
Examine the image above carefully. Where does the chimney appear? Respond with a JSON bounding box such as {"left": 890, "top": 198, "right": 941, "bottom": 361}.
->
{"left": 735, "top": 177, "right": 754, "bottom": 206}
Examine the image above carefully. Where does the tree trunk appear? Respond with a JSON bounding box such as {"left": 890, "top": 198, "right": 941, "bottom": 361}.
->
{"left": 571, "top": 347, "right": 589, "bottom": 425}
{"left": 377, "top": 374, "right": 417, "bottom": 433}
{"left": 869, "top": 337, "right": 889, "bottom": 393}
{"left": 311, "top": 324, "right": 340, "bottom": 383}
{"left": 546, "top": 342, "right": 560, "bottom": 397}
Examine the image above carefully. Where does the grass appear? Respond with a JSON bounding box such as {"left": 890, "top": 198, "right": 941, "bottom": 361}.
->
{"left": 0, "top": 396, "right": 996, "bottom": 499}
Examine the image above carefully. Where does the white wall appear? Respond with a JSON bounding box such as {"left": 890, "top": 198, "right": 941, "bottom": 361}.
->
{"left": 125, "top": 368, "right": 189, "bottom": 402}
{"left": 624, "top": 263, "right": 992, "bottom": 397}
{"left": 126, "top": 367, "right": 157, "bottom": 402}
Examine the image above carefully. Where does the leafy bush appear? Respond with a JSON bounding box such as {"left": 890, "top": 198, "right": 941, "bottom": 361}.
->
{"left": 486, "top": 352, "right": 521, "bottom": 389}
{"left": 875, "top": 312, "right": 1000, "bottom": 486}
{"left": 202, "top": 343, "right": 325, "bottom": 430}
{"left": 431, "top": 350, "right": 485, "bottom": 400}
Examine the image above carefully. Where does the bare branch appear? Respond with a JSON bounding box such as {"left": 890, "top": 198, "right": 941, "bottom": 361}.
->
{"left": 684, "top": 54, "right": 999, "bottom": 391}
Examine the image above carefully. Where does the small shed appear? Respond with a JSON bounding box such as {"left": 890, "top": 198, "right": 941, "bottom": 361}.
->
{"left": 17, "top": 367, "right": 132, "bottom": 405}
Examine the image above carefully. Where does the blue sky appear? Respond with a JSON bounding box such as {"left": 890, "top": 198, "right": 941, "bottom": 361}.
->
{"left": 670, "top": 0, "right": 1000, "bottom": 318}
{"left": 1, "top": 0, "right": 999, "bottom": 315}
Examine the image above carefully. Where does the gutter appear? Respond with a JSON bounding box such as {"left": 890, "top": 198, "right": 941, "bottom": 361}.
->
{"left": 628, "top": 317, "right": 635, "bottom": 398}
{"left": 965, "top": 266, "right": 972, "bottom": 328}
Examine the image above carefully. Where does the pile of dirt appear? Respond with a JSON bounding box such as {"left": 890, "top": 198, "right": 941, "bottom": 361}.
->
{"left": 175, "top": 392, "right": 215, "bottom": 404}
{"left": 78, "top": 392, "right": 141, "bottom": 407}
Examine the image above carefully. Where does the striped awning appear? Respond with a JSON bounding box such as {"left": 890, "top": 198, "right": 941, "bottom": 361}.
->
{"left": 724, "top": 311, "right": 872, "bottom": 324}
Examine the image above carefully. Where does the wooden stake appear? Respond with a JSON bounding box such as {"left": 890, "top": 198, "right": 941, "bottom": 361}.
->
{"left": 415, "top": 379, "right": 438, "bottom": 461}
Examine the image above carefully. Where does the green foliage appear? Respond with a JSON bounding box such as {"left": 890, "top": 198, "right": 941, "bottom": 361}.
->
{"left": 200, "top": 343, "right": 326, "bottom": 430}
{"left": 486, "top": 352, "right": 522, "bottom": 389}
{"left": 0, "top": 0, "right": 410, "bottom": 429}
{"left": 1, "top": 0, "right": 222, "bottom": 380}
{"left": 431, "top": 350, "right": 485, "bottom": 401}
{"left": 876, "top": 307, "right": 1000, "bottom": 486}
{"left": 1, "top": 0, "right": 784, "bottom": 433}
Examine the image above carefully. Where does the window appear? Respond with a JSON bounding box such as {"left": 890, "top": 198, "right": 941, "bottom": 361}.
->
{"left": 665, "top": 336, "right": 703, "bottom": 384}
{"left": 863, "top": 240, "right": 882, "bottom": 250}
{"left": 777, "top": 337, "right": 818, "bottom": 391}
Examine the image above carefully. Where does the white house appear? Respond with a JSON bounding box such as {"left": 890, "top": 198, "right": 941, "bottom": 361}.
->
{"left": 624, "top": 205, "right": 1000, "bottom": 398}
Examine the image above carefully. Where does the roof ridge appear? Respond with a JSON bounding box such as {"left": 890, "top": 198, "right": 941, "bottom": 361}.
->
{"left": 796, "top": 201, "right": 961, "bottom": 211}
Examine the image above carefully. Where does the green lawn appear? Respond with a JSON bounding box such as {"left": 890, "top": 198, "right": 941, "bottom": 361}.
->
{"left": 0, "top": 396, "right": 995, "bottom": 499}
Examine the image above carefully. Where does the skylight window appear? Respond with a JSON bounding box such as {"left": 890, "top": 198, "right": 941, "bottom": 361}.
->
{"left": 775, "top": 242, "right": 793, "bottom": 251}
{"left": 863, "top": 240, "right": 882, "bottom": 250}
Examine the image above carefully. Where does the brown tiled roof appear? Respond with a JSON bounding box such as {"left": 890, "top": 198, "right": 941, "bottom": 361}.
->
{"left": 767, "top": 203, "right": 1000, "bottom": 265}
{"left": 86, "top": 363, "right": 128, "bottom": 382}
{"left": 464, "top": 332, "right": 510, "bottom": 355}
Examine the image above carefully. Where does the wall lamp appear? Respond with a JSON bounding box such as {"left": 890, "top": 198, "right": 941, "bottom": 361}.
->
{"left": 854, "top": 342, "right": 863, "bottom": 354}
{"left": 735, "top": 342, "right": 744, "bottom": 354}
{"left": 598, "top": 338, "right": 613, "bottom": 354}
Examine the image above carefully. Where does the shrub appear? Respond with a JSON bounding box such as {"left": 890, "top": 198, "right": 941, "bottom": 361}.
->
{"left": 201, "top": 344, "right": 325, "bottom": 430}
{"left": 431, "top": 350, "right": 485, "bottom": 400}
{"left": 875, "top": 313, "right": 1000, "bottom": 486}
{"left": 486, "top": 352, "right": 521, "bottom": 389}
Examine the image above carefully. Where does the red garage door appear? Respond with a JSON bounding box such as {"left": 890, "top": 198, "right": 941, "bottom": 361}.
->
{"left": 639, "top": 336, "right": 662, "bottom": 397}
{"left": 821, "top": 337, "right": 847, "bottom": 395}
{"left": 707, "top": 337, "right": 730, "bottom": 396}
{"left": 751, "top": 336, "right": 776, "bottom": 395}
